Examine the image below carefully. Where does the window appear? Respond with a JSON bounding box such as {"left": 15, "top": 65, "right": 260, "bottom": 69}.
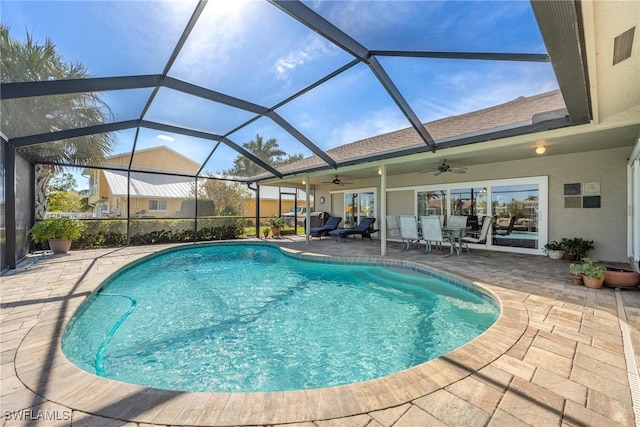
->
{"left": 149, "top": 200, "right": 168, "bottom": 211}
{"left": 417, "top": 190, "right": 447, "bottom": 217}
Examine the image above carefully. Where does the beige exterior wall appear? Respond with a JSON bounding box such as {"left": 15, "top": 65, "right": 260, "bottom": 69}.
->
{"left": 245, "top": 199, "right": 297, "bottom": 222}
{"left": 386, "top": 190, "right": 414, "bottom": 216}
{"left": 130, "top": 148, "right": 200, "bottom": 174}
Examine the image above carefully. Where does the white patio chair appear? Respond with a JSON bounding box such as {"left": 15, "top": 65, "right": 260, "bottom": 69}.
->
{"left": 386, "top": 215, "right": 402, "bottom": 239}
{"left": 399, "top": 215, "right": 421, "bottom": 250}
{"left": 420, "top": 216, "right": 445, "bottom": 253}
{"left": 459, "top": 216, "right": 494, "bottom": 253}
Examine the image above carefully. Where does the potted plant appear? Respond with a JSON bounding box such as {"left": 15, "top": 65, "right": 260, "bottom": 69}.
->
{"left": 266, "top": 216, "right": 287, "bottom": 238}
{"left": 581, "top": 257, "right": 605, "bottom": 289}
{"left": 262, "top": 227, "right": 270, "bottom": 239}
{"left": 569, "top": 263, "right": 584, "bottom": 285}
{"left": 29, "top": 217, "right": 85, "bottom": 254}
{"left": 543, "top": 241, "right": 563, "bottom": 259}
{"left": 560, "top": 237, "right": 594, "bottom": 261}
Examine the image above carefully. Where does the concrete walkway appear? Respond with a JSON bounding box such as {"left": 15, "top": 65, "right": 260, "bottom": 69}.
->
{"left": 1, "top": 237, "right": 639, "bottom": 426}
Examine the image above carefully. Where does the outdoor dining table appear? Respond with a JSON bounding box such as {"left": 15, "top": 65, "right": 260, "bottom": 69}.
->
{"left": 442, "top": 226, "right": 467, "bottom": 256}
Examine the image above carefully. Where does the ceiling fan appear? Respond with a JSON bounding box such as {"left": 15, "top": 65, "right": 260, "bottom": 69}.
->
{"left": 322, "top": 175, "right": 353, "bottom": 186}
{"left": 429, "top": 160, "right": 467, "bottom": 176}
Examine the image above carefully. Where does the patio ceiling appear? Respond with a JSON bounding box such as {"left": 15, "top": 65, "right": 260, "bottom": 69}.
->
{"left": 1, "top": 0, "right": 637, "bottom": 186}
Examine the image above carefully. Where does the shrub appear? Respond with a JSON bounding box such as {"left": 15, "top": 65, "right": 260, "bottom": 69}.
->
{"left": 30, "top": 217, "right": 85, "bottom": 243}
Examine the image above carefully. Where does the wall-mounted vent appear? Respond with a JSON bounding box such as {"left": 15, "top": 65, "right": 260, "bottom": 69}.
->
{"left": 613, "top": 26, "right": 635, "bottom": 65}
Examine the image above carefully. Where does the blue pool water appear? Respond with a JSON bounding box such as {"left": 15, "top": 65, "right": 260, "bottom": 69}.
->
{"left": 62, "top": 243, "right": 499, "bottom": 392}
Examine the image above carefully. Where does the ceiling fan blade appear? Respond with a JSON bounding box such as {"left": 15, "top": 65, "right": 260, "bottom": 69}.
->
{"left": 451, "top": 169, "right": 466, "bottom": 174}
{"left": 434, "top": 171, "right": 443, "bottom": 176}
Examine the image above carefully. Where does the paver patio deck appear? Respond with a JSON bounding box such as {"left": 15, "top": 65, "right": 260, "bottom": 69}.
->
{"left": 1, "top": 236, "right": 639, "bottom": 426}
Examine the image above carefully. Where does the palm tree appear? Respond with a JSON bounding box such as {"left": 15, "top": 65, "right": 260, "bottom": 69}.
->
{"left": 227, "top": 134, "right": 286, "bottom": 177}
{"left": 226, "top": 134, "right": 303, "bottom": 177}
{"left": 1, "top": 25, "right": 115, "bottom": 219}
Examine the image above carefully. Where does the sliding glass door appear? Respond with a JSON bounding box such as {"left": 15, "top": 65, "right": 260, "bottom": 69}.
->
{"left": 343, "top": 189, "right": 376, "bottom": 229}
{"left": 414, "top": 177, "right": 547, "bottom": 254}
{"left": 491, "top": 184, "right": 539, "bottom": 249}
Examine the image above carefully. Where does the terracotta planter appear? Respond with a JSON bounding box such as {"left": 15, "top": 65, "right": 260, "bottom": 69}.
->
{"left": 271, "top": 227, "right": 281, "bottom": 238}
{"left": 604, "top": 269, "right": 640, "bottom": 288}
{"left": 48, "top": 238, "right": 72, "bottom": 254}
{"left": 583, "top": 276, "right": 604, "bottom": 289}
{"left": 563, "top": 253, "right": 576, "bottom": 261}
{"left": 570, "top": 273, "right": 584, "bottom": 286}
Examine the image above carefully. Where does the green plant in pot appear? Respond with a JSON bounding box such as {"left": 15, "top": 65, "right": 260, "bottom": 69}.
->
{"left": 559, "top": 237, "right": 594, "bottom": 261}
{"left": 30, "top": 217, "right": 85, "bottom": 254}
{"left": 569, "top": 263, "right": 584, "bottom": 285}
{"left": 262, "top": 227, "right": 270, "bottom": 238}
{"left": 266, "top": 216, "right": 286, "bottom": 238}
{"left": 580, "top": 257, "right": 605, "bottom": 289}
{"left": 543, "top": 241, "right": 563, "bottom": 259}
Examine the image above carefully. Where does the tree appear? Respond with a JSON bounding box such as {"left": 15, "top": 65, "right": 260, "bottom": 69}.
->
{"left": 47, "top": 191, "right": 84, "bottom": 212}
{"left": 201, "top": 179, "right": 249, "bottom": 216}
{"left": 49, "top": 173, "right": 78, "bottom": 192}
{"left": 1, "top": 25, "right": 115, "bottom": 219}
{"left": 226, "top": 134, "right": 302, "bottom": 177}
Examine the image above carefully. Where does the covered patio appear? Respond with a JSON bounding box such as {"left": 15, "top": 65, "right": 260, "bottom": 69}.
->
{"left": 2, "top": 238, "right": 639, "bottom": 425}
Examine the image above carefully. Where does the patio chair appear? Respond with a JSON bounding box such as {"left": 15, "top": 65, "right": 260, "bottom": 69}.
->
{"left": 447, "top": 215, "right": 468, "bottom": 237}
{"left": 309, "top": 216, "right": 342, "bottom": 239}
{"left": 493, "top": 215, "right": 516, "bottom": 244}
{"left": 420, "top": 216, "right": 445, "bottom": 253}
{"left": 495, "top": 216, "right": 517, "bottom": 236}
{"left": 386, "top": 215, "right": 401, "bottom": 239}
{"left": 329, "top": 217, "right": 377, "bottom": 241}
{"left": 399, "top": 215, "right": 421, "bottom": 250}
{"left": 459, "top": 216, "right": 494, "bottom": 253}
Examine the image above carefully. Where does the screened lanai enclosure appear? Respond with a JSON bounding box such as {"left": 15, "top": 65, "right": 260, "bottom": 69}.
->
{"left": 2, "top": 0, "right": 639, "bottom": 270}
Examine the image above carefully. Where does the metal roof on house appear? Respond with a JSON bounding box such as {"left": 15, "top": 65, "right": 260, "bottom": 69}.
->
{"left": 104, "top": 170, "right": 195, "bottom": 199}
{"left": 258, "top": 185, "right": 311, "bottom": 201}
{"left": 104, "top": 170, "right": 309, "bottom": 201}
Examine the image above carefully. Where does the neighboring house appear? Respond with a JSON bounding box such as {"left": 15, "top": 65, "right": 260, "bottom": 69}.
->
{"left": 84, "top": 145, "right": 311, "bottom": 220}
{"left": 84, "top": 146, "right": 200, "bottom": 218}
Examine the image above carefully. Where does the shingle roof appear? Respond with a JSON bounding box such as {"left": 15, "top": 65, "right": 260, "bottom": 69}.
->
{"left": 274, "top": 90, "right": 566, "bottom": 174}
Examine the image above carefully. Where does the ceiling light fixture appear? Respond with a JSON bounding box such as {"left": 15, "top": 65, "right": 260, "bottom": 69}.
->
{"left": 377, "top": 167, "right": 382, "bottom": 175}
{"left": 302, "top": 179, "right": 306, "bottom": 185}
{"left": 536, "top": 145, "right": 546, "bottom": 155}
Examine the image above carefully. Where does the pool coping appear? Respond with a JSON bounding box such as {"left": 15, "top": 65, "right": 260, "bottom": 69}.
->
{"left": 14, "top": 241, "right": 529, "bottom": 426}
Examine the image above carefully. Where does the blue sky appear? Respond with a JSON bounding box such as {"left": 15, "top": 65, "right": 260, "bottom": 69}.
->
{"left": 2, "top": 0, "right": 559, "bottom": 187}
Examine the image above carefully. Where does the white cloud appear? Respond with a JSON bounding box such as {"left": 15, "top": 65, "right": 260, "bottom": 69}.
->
{"left": 327, "top": 108, "right": 409, "bottom": 148}
{"left": 272, "top": 37, "right": 336, "bottom": 80}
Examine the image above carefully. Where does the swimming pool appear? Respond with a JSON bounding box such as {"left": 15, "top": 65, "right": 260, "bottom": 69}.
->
{"left": 62, "top": 243, "right": 499, "bottom": 393}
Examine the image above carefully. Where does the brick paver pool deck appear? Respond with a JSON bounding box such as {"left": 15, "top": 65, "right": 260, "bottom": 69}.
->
{"left": 1, "top": 237, "right": 639, "bottom": 426}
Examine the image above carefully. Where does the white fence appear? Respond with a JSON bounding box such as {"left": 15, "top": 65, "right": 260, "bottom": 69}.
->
{"left": 44, "top": 212, "right": 95, "bottom": 220}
